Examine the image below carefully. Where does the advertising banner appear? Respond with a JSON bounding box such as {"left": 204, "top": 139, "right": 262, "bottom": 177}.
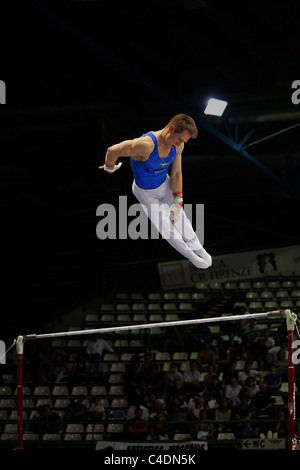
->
{"left": 96, "top": 440, "right": 207, "bottom": 451}
{"left": 158, "top": 245, "right": 300, "bottom": 289}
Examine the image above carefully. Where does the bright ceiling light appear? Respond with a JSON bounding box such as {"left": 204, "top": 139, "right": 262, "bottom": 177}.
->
{"left": 204, "top": 98, "right": 228, "bottom": 116}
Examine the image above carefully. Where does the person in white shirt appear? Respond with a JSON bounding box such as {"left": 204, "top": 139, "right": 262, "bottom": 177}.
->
{"left": 239, "top": 362, "right": 263, "bottom": 386}
{"left": 225, "top": 376, "right": 242, "bottom": 407}
{"left": 183, "top": 361, "right": 202, "bottom": 394}
{"left": 85, "top": 333, "right": 114, "bottom": 357}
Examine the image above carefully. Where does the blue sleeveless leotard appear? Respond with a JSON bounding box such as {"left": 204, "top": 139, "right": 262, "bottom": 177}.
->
{"left": 130, "top": 132, "right": 177, "bottom": 190}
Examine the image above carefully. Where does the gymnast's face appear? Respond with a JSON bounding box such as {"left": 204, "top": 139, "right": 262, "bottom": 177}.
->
{"left": 165, "top": 126, "right": 191, "bottom": 149}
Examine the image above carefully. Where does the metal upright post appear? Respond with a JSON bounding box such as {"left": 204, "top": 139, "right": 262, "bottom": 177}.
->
{"left": 15, "top": 336, "right": 24, "bottom": 451}
{"left": 285, "top": 310, "right": 297, "bottom": 450}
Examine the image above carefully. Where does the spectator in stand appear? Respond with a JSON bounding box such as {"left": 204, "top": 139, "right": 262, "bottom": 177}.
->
{"left": 256, "top": 329, "right": 275, "bottom": 370}
{"left": 85, "top": 333, "right": 115, "bottom": 357}
{"left": 203, "top": 364, "right": 218, "bottom": 390}
{"left": 272, "top": 409, "right": 288, "bottom": 438}
{"left": 195, "top": 408, "right": 214, "bottom": 440}
{"left": 88, "top": 353, "right": 107, "bottom": 385}
{"left": 52, "top": 346, "right": 69, "bottom": 380}
{"left": 231, "top": 394, "right": 252, "bottom": 438}
{"left": 267, "top": 339, "right": 288, "bottom": 365}
{"left": 240, "top": 333, "right": 256, "bottom": 362}
{"left": 166, "top": 396, "right": 188, "bottom": 439}
{"left": 186, "top": 395, "right": 205, "bottom": 421}
{"left": 183, "top": 361, "right": 202, "bottom": 395}
{"left": 144, "top": 362, "right": 164, "bottom": 395}
{"left": 64, "top": 395, "right": 88, "bottom": 422}
{"left": 127, "top": 408, "right": 149, "bottom": 439}
{"left": 38, "top": 344, "right": 55, "bottom": 385}
{"left": 23, "top": 342, "right": 41, "bottom": 384}
{"left": 263, "top": 364, "right": 282, "bottom": 396}
{"left": 197, "top": 341, "right": 216, "bottom": 372}
{"left": 243, "top": 318, "right": 260, "bottom": 334}
{"left": 147, "top": 411, "right": 169, "bottom": 440}
{"left": 189, "top": 324, "right": 211, "bottom": 350}
{"left": 170, "top": 377, "right": 185, "bottom": 396}
{"left": 241, "top": 376, "right": 259, "bottom": 399}
{"left": 261, "top": 329, "right": 275, "bottom": 352}
{"left": 140, "top": 353, "right": 155, "bottom": 379}
{"left": 124, "top": 355, "right": 146, "bottom": 397}
{"left": 215, "top": 398, "right": 232, "bottom": 434}
{"left": 168, "top": 390, "right": 189, "bottom": 411}
{"left": 222, "top": 362, "right": 239, "bottom": 386}
{"left": 163, "top": 325, "right": 185, "bottom": 353}
{"left": 239, "top": 362, "right": 263, "bottom": 386}
{"left": 142, "top": 393, "right": 160, "bottom": 417}
{"left": 88, "top": 397, "right": 106, "bottom": 420}
{"left": 235, "top": 305, "right": 251, "bottom": 331}
{"left": 147, "top": 396, "right": 167, "bottom": 419}
{"left": 70, "top": 353, "right": 90, "bottom": 385}
{"left": 28, "top": 404, "right": 63, "bottom": 438}
{"left": 225, "top": 376, "right": 242, "bottom": 408}
{"left": 186, "top": 396, "right": 205, "bottom": 439}
{"left": 163, "top": 362, "right": 184, "bottom": 394}
{"left": 216, "top": 337, "right": 230, "bottom": 372}
{"left": 227, "top": 333, "right": 240, "bottom": 363}
{"left": 251, "top": 383, "right": 275, "bottom": 418}
{"left": 274, "top": 350, "right": 288, "bottom": 381}
{"left": 251, "top": 382, "right": 276, "bottom": 436}
{"left": 126, "top": 398, "right": 150, "bottom": 421}
{"left": 203, "top": 373, "right": 223, "bottom": 407}
{"left": 28, "top": 405, "right": 45, "bottom": 436}
{"left": 40, "top": 404, "right": 62, "bottom": 434}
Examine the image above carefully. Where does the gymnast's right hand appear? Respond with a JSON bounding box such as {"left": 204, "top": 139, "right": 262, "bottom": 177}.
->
{"left": 99, "top": 162, "right": 122, "bottom": 173}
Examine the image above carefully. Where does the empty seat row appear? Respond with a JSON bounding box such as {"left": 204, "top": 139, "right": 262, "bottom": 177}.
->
{"left": 247, "top": 300, "right": 299, "bottom": 311}
{"left": 96, "top": 312, "right": 182, "bottom": 322}
{"left": 245, "top": 290, "right": 300, "bottom": 299}
{"left": 114, "top": 292, "right": 203, "bottom": 301}
{"left": 98, "top": 303, "right": 194, "bottom": 314}
{"left": 196, "top": 280, "right": 300, "bottom": 291}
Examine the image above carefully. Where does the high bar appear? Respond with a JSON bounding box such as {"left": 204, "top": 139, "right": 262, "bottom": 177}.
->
{"left": 22, "top": 310, "right": 287, "bottom": 342}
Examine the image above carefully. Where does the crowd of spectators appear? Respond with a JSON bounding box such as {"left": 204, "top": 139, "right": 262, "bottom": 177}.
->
{"left": 1, "top": 314, "right": 295, "bottom": 443}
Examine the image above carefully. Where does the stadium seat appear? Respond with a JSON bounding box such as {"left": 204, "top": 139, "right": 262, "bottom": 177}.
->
{"left": 42, "top": 433, "right": 61, "bottom": 440}
{"left": 52, "top": 386, "right": 69, "bottom": 396}
{"left": 108, "top": 374, "right": 124, "bottom": 384}
{"left": 64, "top": 433, "right": 82, "bottom": 441}
{"left": 65, "top": 423, "right": 85, "bottom": 434}
{"left": 90, "top": 386, "right": 107, "bottom": 395}
{"left": 174, "top": 433, "right": 191, "bottom": 440}
{"left": 33, "top": 386, "right": 50, "bottom": 396}
{"left": 71, "top": 385, "right": 88, "bottom": 396}
{"left": 217, "top": 433, "right": 235, "bottom": 439}
{"left": 108, "top": 386, "right": 124, "bottom": 396}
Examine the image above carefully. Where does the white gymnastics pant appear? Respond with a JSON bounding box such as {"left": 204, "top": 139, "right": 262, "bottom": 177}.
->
{"left": 132, "top": 177, "right": 212, "bottom": 269}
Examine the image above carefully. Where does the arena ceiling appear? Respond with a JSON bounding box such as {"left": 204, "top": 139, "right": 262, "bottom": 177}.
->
{"left": 1, "top": 0, "right": 299, "bottom": 335}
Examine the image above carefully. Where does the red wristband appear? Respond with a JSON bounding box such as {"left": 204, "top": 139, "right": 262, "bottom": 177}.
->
{"left": 173, "top": 192, "right": 183, "bottom": 206}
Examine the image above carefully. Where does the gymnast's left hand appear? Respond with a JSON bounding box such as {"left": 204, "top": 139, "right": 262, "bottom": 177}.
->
{"left": 168, "top": 203, "right": 182, "bottom": 224}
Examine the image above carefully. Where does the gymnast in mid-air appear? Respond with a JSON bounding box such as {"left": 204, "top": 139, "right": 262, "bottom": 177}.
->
{"left": 99, "top": 113, "right": 212, "bottom": 269}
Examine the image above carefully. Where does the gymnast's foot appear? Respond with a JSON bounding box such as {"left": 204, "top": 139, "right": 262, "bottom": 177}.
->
{"left": 189, "top": 251, "right": 210, "bottom": 269}
{"left": 195, "top": 247, "right": 212, "bottom": 267}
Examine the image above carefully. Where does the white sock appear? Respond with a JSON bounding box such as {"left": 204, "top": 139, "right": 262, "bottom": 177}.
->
{"left": 195, "top": 247, "right": 212, "bottom": 267}
{"left": 189, "top": 251, "right": 210, "bottom": 269}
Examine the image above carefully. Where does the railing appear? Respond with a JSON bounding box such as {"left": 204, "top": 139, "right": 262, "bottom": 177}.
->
{"left": 0, "top": 417, "right": 293, "bottom": 449}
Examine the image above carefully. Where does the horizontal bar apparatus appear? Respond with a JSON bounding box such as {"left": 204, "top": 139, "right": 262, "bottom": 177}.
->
{"left": 22, "top": 310, "right": 286, "bottom": 342}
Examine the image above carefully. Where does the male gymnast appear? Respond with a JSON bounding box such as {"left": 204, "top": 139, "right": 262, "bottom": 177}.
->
{"left": 99, "top": 114, "right": 212, "bottom": 269}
